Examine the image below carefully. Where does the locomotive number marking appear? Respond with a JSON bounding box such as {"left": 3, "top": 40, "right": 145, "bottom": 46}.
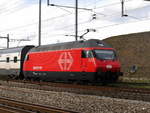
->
{"left": 33, "top": 66, "right": 43, "bottom": 70}
{"left": 58, "top": 52, "right": 73, "bottom": 71}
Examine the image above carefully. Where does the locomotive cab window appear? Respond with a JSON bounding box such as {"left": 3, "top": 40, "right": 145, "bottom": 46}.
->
{"left": 81, "top": 50, "right": 86, "bottom": 58}
{"left": 14, "top": 57, "right": 17, "bottom": 63}
{"left": 6, "top": 57, "right": 9, "bottom": 63}
{"left": 94, "top": 49, "right": 117, "bottom": 60}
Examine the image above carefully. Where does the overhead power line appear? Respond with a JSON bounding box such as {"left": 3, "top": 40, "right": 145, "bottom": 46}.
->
{"left": 47, "top": 0, "right": 92, "bottom": 11}
{"left": 0, "top": 0, "right": 149, "bottom": 44}
{"left": 48, "top": 4, "right": 92, "bottom": 11}
{"left": 29, "top": 15, "right": 150, "bottom": 40}
{"left": 0, "top": 13, "right": 71, "bottom": 32}
{"left": 0, "top": 34, "right": 9, "bottom": 48}
{"left": 94, "top": 16, "right": 150, "bottom": 30}
{"left": 0, "top": 0, "right": 26, "bottom": 15}
{"left": 95, "top": 0, "right": 133, "bottom": 9}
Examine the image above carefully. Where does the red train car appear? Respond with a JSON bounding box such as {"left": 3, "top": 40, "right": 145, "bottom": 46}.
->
{"left": 23, "top": 39, "right": 123, "bottom": 83}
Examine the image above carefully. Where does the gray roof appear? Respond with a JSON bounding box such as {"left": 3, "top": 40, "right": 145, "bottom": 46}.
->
{"left": 30, "top": 39, "right": 112, "bottom": 52}
{"left": 0, "top": 45, "right": 34, "bottom": 54}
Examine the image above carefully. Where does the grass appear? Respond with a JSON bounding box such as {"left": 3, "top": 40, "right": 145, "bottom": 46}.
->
{"left": 107, "top": 77, "right": 150, "bottom": 89}
{"left": 120, "top": 77, "right": 150, "bottom": 83}
{"left": 109, "top": 82, "right": 150, "bottom": 89}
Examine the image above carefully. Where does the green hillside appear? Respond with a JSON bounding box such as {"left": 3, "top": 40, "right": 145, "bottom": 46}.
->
{"left": 103, "top": 32, "right": 150, "bottom": 80}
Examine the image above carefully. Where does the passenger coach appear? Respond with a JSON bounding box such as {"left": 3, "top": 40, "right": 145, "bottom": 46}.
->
{"left": 0, "top": 46, "right": 34, "bottom": 79}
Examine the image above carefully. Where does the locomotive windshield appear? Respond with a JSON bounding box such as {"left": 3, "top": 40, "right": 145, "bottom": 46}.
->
{"left": 94, "top": 50, "right": 116, "bottom": 60}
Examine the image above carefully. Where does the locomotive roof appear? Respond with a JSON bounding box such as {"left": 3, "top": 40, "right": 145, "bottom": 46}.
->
{"left": 0, "top": 45, "right": 34, "bottom": 54}
{"left": 30, "top": 39, "right": 112, "bottom": 52}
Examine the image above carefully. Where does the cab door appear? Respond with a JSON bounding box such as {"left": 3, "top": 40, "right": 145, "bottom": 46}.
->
{"left": 81, "top": 50, "right": 96, "bottom": 72}
{"left": 81, "top": 50, "right": 87, "bottom": 72}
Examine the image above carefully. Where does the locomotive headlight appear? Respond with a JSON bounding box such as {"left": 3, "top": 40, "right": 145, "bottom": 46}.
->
{"left": 106, "top": 65, "right": 112, "bottom": 69}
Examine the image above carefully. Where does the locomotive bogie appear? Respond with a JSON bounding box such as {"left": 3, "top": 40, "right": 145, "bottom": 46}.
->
{"left": 24, "top": 71, "right": 96, "bottom": 82}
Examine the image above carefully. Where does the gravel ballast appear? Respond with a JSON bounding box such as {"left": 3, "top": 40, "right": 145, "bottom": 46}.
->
{"left": 0, "top": 85, "right": 150, "bottom": 113}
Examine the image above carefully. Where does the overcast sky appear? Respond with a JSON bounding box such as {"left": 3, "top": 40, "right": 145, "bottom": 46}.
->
{"left": 0, "top": 0, "right": 150, "bottom": 48}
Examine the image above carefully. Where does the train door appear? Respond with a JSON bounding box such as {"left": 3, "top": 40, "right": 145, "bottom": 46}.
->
{"left": 81, "top": 50, "right": 87, "bottom": 72}
{"left": 81, "top": 50, "right": 96, "bottom": 72}
{"left": 81, "top": 50, "right": 97, "bottom": 81}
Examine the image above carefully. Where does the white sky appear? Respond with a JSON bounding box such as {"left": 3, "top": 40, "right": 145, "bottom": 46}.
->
{"left": 0, "top": 0, "right": 150, "bottom": 48}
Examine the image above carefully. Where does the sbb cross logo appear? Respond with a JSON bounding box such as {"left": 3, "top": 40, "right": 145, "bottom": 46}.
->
{"left": 58, "top": 52, "right": 73, "bottom": 71}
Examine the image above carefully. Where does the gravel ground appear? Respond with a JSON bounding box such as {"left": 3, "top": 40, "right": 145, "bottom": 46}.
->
{"left": 0, "top": 85, "right": 150, "bottom": 113}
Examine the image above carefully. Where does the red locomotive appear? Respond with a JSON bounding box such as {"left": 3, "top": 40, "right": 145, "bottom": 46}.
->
{"left": 23, "top": 39, "right": 123, "bottom": 83}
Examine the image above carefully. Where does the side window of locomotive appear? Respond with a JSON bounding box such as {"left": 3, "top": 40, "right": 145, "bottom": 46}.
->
{"left": 86, "top": 50, "right": 93, "bottom": 58}
{"left": 14, "top": 57, "right": 17, "bottom": 63}
{"left": 82, "top": 50, "right": 94, "bottom": 58}
{"left": 81, "top": 50, "right": 87, "bottom": 58}
{"left": 6, "top": 57, "right": 9, "bottom": 63}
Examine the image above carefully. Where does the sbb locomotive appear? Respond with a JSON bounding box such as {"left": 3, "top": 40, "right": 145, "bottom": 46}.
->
{"left": 0, "top": 39, "right": 123, "bottom": 83}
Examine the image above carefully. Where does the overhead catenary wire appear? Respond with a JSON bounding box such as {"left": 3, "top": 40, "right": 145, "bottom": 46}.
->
{"left": 0, "top": 0, "right": 145, "bottom": 19}
{"left": 3, "top": 16, "right": 150, "bottom": 47}
{"left": 0, "top": 0, "right": 133, "bottom": 16}
{"left": 0, "top": 0, "right": 124, "bottom": 32}
{"left": 0, "top": 0, "right": 22, "bottom": 9}
{"left": 0, "top": 0, "right": 26, "bottom": 15}
{"left": 93, "top": 2, "right": 150, "bottom": 21}
{"left": 36, "top": 16, "right": 150, "bottom": 38}
{"left": 0, "top": 0, "right": 149, "bottom": 44}
{"left": 1, "top": 15, "right": 150, "bottom": 38}
{"left": 0, "top": 12, "right": 72, "bottom": 32}
{"left": 0, "top": 3, "right": 91, "bottom": 32}
{"left": 94, "top": 0, "right": 133, "bottom": 9}
{"left": 0, "top": 8, "right": 92, "bottom": 32}
{"left": 1, "top": 14, "right": 150, "bottom": 32}
{"left": 10, "top": 14, "right": 150, "bottom": 34}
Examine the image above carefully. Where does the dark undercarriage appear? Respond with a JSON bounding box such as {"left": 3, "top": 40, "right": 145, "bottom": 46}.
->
{"left": 23, "top": 71, "right": 122, "bottom": 83}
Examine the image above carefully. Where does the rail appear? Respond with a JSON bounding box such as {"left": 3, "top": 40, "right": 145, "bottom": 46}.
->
{"left": 1, "top": 80, "right": 150, "bottom": 102}
{"left": 0, "top": 96, "right": 76, "bottom": 113}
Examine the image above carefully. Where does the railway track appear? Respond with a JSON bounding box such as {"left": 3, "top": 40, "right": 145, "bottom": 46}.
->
{"left": 1, "top": 80, "right": 150, "bottom": 102}
{"left": 9, "top": 79, "right": 150, "bottom": 93}
{"left": 0, "top": 96, "right": 76, "bottom": 113}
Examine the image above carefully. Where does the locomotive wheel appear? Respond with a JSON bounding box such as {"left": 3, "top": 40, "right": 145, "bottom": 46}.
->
{"left": 111, "top": 75, "right": 118, "bottom": 82}
{"left": 8, "top": 74, "right": 18, "bottom": 79}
